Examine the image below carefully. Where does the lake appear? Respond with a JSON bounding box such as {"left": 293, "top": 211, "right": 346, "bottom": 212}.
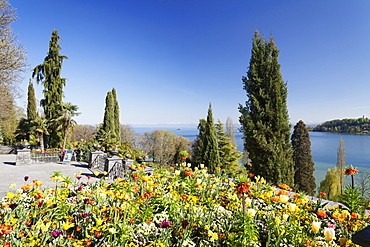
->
{"left": 133, "top": 126, "right": 370, "bottom": 185}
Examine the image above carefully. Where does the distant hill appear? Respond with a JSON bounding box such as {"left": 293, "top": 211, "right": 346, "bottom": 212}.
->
{"left": 312, "top": 117, "right": 370, "bottom": 134}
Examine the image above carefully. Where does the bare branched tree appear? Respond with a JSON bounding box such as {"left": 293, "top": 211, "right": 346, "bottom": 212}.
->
{"left": 0, "top": 0, "right": 28, "bottom": 93}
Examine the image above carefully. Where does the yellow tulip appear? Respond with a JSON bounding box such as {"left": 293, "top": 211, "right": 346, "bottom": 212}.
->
{"left": 324, "top": 227, "right": 335, "bottom": 241}
{"left": 311, "top": 221, "right": 321, "bottom": 233}
{"left": 280, "top": 195, "right": 289, "bottom": 203}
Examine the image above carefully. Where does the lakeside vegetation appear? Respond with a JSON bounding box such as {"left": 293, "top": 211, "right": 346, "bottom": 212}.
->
{"left": 312, "top": 117, "right": 370, "bottom": 134}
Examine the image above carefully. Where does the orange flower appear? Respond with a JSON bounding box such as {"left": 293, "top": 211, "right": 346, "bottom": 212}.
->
{"left": 21, "top": 184, "right": 32, "bottom": 190}
{"left": 215, "top": 167, "right": 221, "bottom": 171}
{"left": 320, "top": 192, "right": 326, "bottom": 197}
{"left": 271, "top": 197, "right": 280, "bottom": 202}
{"left": 317, "top": 210, "right": 327, "bottom": 218}
{"left": 351, "top": 213, "right": 359, "bottom": 219}
{"left": 130, "top": 219, "right": 135, "bottom": 223}
{"left": 33, "top": 180, "right": 43, "bottom": 187}
{"left": 181, "top": 195, "right": 188, "bottom": 200}
{"left": 277, "top": 190, "right": 289, "bottom": 196}
{"left": 279, "top": 184, "right": 291, "bottom": 191}
{"left": 94, "top": 231, "right": 102, "bottom": 238}
{"left": 0, "top": 224, "right": 12, "bottom": 235}
{"left": 184, "top": 170, "right": 193, "bottom": 177}
{"left": 236, "top": 182, "right": 250, "bottom": 193}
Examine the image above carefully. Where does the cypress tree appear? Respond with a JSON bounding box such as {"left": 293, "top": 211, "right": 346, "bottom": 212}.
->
{"left": 27, "top": 79, "right": 37, "bottom": 121}
{"left": 215, "top": 119, "right": 243, "bottom": 176}
{"left": 291, "top": 120, "right": 316, "bottom": 195}
{"left": 239, "top": 30, "right": 294, "bottom": 186}
{"left": 112, "top": 88, "right": 121, "bottom": 142}
{"left": 102, "top": 90, "right": 115, "bottom": 139}
{"left": 203, "top": 103, "right": 220, "bottom": 172}
{"left": 32, "top": 29, "right": 68, "bottom": 147}
{"left": 192, "top": 119, "right": 207, "bottom": 166}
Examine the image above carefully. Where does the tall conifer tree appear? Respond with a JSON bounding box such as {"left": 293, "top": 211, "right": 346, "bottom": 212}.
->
{"left": 27, "top": 79, "right": 37, "bottom": 121}
{"left": 291, "top": 120, "right": 316, "bottom": 195}
{"left": 239, "top": 30, "right": 294, "bottom": 186}
{"left": 32, "top": 29, "right": 67, "bottom": 147}
{"left": 192, "top": 104, "right": 221, "bottom": 172}
{"left": 112, "top": 88, "right": 121, "bottom": 142}
{"left": 203, "top": 104, "right": 220, "bottom": 172}
{"left": 192, "top": 119, "right": 207, "bottom": 166}
{"left": 216, "top": 119, "right": 243, "bottom": 175}
{"left": 102, "top": 90, "right": 115, "bottom": 138}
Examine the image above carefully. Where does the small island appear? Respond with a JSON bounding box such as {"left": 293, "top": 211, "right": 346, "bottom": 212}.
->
{"left": 312, "top": 116, "right": 370, "bottom": 134}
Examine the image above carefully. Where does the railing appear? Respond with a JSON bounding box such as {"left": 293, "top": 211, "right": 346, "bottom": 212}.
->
{"left": 107, "top": 161, "right": 124, "bottom": 179}
{"left": 91, "top": 153, "right": 106, "bottom": 171}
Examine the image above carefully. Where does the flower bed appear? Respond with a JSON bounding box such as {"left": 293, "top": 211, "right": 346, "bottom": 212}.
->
{"left": 0, "top": 166, "right": 368, "bottom": 246}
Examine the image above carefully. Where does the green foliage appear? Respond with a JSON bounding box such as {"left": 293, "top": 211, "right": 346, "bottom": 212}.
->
{"left": 193, "top": 104, "right": 221, "bottom": 172}
{"left": 239, "top": 30, "right": 293, "bottom": 186}
{"left": 191, "top": 119, "right": 207, "bottom": 166}
{"left": 112, "top": 88, "right": 121, "bottom": 142}
{"left": 27, "top": 80, "right": 37, "bottom": 121}
{"left": 215, "top": 119, "right": 243, "bottom": 176}
{"left": 313, "top": 117, "right": 370, "bottom": 134}
{"left": 101, "top": 88, "right": 120, "bottom": 143}
{"left": 339, "top": 185, "right": 366, "bottom": 215}
{"left": 32, "top": 29, "right": 68, "bottom": 148}
{"left": 318, "top": 167, "right": 341, "bottom": 201}
{"left": 291, "top": 120, "right": 316, "bottom": 195}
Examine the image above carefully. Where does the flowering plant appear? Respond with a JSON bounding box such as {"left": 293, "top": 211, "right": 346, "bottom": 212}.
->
{"left": 0, "top": 166, "right": 369, "bottom": 246}
{"left": 345, "top": 165, "right": 360, "bottom": 175}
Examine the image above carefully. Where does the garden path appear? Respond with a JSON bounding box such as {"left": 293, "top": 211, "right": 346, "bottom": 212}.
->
{"left": 0, "top": 154, "right": 97, "bottom": 198}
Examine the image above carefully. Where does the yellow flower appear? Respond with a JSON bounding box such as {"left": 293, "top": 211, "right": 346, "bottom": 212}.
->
{"left": 311, "top": 221, "right": 321, "bottom": 233}
{"left": 6, "top": 192, "right": 16, "bottom": 199}
{"left": 324, "top": 227, "right": 335, "bottom": 241}
{"left": 33, "top": 180, "right": 43, "bottom": 187}
{"left": 246, "top": 208, "right": 256, "bottom": 217}
{"left": 244, "top": 198, "right": 252, "bottom": 207}
{"left": 94, "top": 171, "right": 100, "bottom": 176}
{"left": 280, "top": 195, "right": 289, "bottom": 203}
{"left": 208, "top": 230, "right": 218, "bottom": 241}
{"left": 288, "top": 203, "right": 297, "bottom": 212}
{"left": 96, "top": 218, "right": 104, "bottom": 226}
{"left": 9, "top": 183, "right": 16, "bottom": 189}
{"left": 62, "top": 221, "right": 75, "bottom": 230}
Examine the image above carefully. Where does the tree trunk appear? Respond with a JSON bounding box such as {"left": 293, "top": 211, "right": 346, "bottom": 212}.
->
{"left": 39, "top": 133, "right": 44, "bottom": 153}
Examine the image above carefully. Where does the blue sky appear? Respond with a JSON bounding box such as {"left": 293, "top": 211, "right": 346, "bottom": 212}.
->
{"left": 10, "top": 0, "right": 370, "bottom": 126}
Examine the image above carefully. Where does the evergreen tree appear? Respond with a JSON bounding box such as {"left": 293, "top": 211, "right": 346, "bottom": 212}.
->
{"left": 112, "top": 88, "right": 121, "bottom": 142}
{"left": 215, "top": 119, "right": 243, "bottom": 176}
{"left": 337, "top": 137, "right": 346, "bottom": 194}
{"left": 202, "top": 104, "right": 220, "bottom": 172}
{"left": 27, "top": 80, "right": 37, "bottom": 121}
{"left": 192, "top": 119, "right": 207, "bottom": 166}
{"left": 239, "top": 30, "right": 294, "bottom": 186}
{"left": 102, "top": 90, "right": 115, "bottom": 138}
{"left": 192, "top": 104, "right": 221, "bottom": 172}
{"left": 32, "top": 29, "right": 68, "bottom": 147}
{"left": 291, "top": 120, "right": 316, "bottom": 195}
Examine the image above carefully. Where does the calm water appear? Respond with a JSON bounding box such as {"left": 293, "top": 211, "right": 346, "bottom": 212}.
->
{"left": 133, "top": 126, "right": 370, "bottom": 185}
